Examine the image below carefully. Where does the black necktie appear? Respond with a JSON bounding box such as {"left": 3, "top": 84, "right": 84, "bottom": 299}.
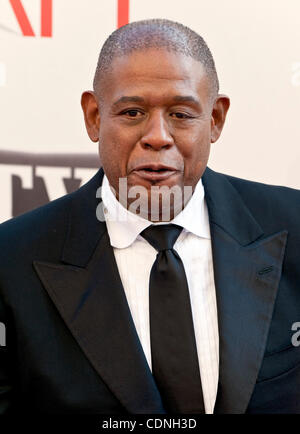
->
{"left": 140, "top": 224, "right": 205, "bottom": 414}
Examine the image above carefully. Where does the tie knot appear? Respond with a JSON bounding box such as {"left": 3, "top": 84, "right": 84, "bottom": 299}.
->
{"left": 140, "top": 224, "right": 183, "bottom": 252}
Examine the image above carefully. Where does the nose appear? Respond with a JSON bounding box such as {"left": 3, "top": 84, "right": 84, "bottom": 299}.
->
{"left": 140, "top": 111, "right": 174, "bottom": 150}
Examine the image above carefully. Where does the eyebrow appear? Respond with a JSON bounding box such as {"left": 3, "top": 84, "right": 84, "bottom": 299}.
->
{"left": 172, "top": 95, "right": 199, "bottom": 104}
{"left": 112, "top": 96, "right": 145, "bottom": 106}
{"left": 112, "top": 95, "right": 202, "bottom": 108}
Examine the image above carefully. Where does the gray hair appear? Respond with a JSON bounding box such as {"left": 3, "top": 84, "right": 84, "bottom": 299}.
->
{"left": 93, "top": 18, "right": 219, "bottom": 98}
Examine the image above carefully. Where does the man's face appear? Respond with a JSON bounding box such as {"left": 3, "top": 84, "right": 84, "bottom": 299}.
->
{"left": 82, "top": 48, "right": 229, "bottom": 220}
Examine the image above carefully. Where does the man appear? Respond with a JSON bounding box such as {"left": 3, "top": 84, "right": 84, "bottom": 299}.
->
{"left": 0, "top": 18, "right": 300, "bottom": 414}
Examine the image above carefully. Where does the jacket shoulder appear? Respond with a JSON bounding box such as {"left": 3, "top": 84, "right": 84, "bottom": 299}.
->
{"left": 0, "top": 191, "right": 75, "bottom": 267}
{"left": 0, "top": 168, "right": 103, "bottom": 268}
{"left": 224, "top": 172, "right": 300, "bottom": 204}
{"left": 223, "top": 172, "right": 300, "bottom": 232}
{"left": 0, "top": 168, "right": 102, "bottom": 246}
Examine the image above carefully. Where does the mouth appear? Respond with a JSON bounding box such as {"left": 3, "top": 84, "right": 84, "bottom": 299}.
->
{"left": 131, "top": 164, "right": 178, "bottom": 182}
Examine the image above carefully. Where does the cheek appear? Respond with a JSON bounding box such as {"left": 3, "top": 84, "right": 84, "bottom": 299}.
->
{"left": 177, "top": 126, "right": 211, "bottom": 160}
{"left": 98, "top": 125, "right": 138, "bottom": 180}
{"left": 177, "top": 127, "right": 211, "bottom": 181}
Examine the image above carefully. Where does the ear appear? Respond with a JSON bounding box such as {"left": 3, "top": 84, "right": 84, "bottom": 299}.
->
{"left": 81, "top": 91, "right": 100, "bottom": 142}
{"left": 210, "top": 94, "right": 230, "bottom": 143}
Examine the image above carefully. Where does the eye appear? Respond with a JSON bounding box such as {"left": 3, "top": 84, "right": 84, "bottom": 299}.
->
{"left": 122, "top": 109, "right": 143, "bottom": 118}
{"left": 170, "top": 112, "right": 193, "bottom": 119}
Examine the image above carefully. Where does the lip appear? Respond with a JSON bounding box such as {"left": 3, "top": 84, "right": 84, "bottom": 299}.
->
{"left": 132, "top": 163, "right": 178, "bottom": 182}
{"left": 133, "top": 163, "right": 178, "bottom": 172}
{"left": 133, "top": 169, "right": 177, "bottom": 182}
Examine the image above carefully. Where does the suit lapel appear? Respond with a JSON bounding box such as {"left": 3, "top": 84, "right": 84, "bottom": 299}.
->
{"left": 202, "top": 168, "right": 288, "bottom": 413}
{"left": 34, "top": 168, "right": 165, "bottom": 414}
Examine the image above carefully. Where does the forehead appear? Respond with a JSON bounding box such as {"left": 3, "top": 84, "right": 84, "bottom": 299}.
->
{"left": 100, "top": 49, "right": 211, "bottom": 104}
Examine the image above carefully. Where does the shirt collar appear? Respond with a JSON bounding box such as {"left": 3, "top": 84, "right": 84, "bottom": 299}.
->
{"left": 101, "top": 173, "right": 211, "bottom": 248}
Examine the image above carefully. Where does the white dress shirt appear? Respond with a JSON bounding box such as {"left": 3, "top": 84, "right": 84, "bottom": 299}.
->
{"left": 100, "top": 174, "right": 219, "bottom": 414}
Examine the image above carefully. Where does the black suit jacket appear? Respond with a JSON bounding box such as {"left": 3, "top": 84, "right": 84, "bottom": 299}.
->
{"left": 0, "top": 166, "right": 300, "bottom": 414}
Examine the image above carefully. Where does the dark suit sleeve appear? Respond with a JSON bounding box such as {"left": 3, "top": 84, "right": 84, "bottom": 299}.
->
{"left": 0, "top": 294, "right": 12, "bottom": 414}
